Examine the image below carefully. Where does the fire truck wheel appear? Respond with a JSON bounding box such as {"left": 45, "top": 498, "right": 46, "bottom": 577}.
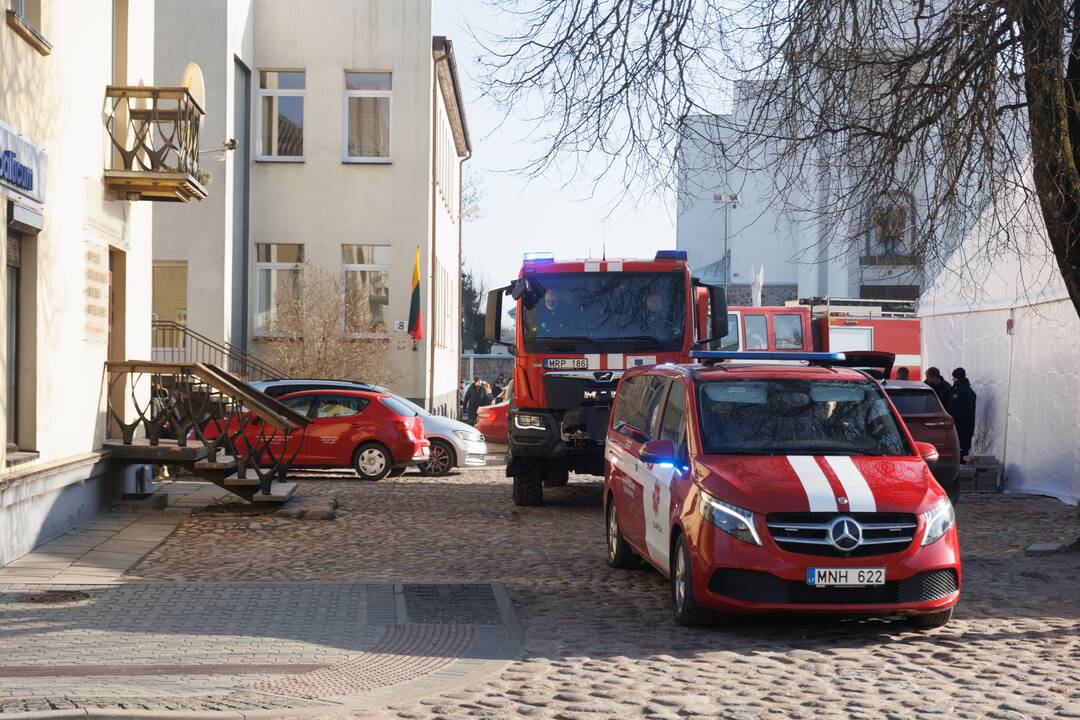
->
{"left": 512, "top": 461, "right": 545, "bottom": 506}
{"left": 543, "top": 465, "right": 569, "bottom": 487}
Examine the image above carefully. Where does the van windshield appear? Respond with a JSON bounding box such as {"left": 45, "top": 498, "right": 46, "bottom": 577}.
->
{"left": 696, "top": 379, "right": 911, "bottom": 456}
{"left": 522, "top": 272, "right": 686, "bottom": 353}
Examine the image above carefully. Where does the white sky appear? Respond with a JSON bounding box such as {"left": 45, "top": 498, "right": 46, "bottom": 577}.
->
{"left": 432, "top": 1, "right": 679, "bottom": 291}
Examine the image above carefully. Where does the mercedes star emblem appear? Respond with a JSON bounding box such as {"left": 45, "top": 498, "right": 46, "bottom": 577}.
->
{"left": 828, "top": 517, "right": 863, "bottom": 551}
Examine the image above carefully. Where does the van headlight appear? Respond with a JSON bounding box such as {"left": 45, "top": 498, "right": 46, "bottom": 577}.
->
{"left": 921, "top": 497, "right": 956, "bottom": 546}
{"left": 700, "top": 491, "right": 761, "bottom": 546}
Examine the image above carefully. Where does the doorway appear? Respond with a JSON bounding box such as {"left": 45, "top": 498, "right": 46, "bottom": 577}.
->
{"left": 6, "top": 233, "right": 20, "bottom": 452}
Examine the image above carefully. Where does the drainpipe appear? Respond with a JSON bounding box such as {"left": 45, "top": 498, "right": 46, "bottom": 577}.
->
{"left": 427, "top": 53, "right": 439, "bottom": 412}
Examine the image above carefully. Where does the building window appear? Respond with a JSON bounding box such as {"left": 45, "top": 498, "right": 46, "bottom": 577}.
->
{"left": 255, "top": 243, "right": 303, "bottom": 334}
{"left": 344, "top": 72, "right": 391, "bottom": 161}
{"left": 342, "top": 244, "right": 390, "bottom": 335}
{"left": 7, "top": 0, "right": 51, "bottom": 55}
{"left": 257, "top": 70, "right": 305, "bottom": 160}
{"left": 865, "top": 193, "right": 914, "bottom": 263}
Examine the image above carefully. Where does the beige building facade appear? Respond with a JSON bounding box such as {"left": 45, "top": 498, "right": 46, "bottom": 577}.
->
{"left": 0, "top": 1, "right": 201, "bottom": 563}
{"left": 152, "top": 0, "right": 470, "bottom": 415}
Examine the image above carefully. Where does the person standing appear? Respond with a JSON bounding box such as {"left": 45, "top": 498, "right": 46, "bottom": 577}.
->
{"left": 949, "top": 367, "right": 977, "bottom": 461}
{"left": 462, "top": 377, "right": 485, "bottom": 424}
{"left": 924, "top": 367, "right": 953, "bottom": 406}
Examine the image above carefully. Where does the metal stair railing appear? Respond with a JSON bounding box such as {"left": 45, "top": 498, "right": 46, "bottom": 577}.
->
{"left": 151, "top": 321, "right": 285, "bottom": 382}
{"left": 105, "top": 360, "right": 309, "bottom": 494}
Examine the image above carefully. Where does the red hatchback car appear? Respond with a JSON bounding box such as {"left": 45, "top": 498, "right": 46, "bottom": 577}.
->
{"left": 211, "top": 390, "right": 429, "bottom": 480}
{"left": 604, "top": 352, "right": 960, "bottom": 628}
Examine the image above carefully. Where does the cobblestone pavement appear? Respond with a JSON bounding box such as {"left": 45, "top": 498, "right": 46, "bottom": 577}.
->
{"left": 0, "top": 579, "right": 519, "bottom": 716}
{"left": 119, "top": 468, "right": 1080, "bottom": 719}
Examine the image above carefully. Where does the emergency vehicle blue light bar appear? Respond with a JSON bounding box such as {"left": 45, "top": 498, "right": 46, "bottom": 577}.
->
{"left": 655, "top": 250, "right": 688, "bottom": 261}
{"left": 523, "top": 251, "right": 554, "bottom": 263}
{"left": 690, "top": 351, "right": 847, "bottom": 363}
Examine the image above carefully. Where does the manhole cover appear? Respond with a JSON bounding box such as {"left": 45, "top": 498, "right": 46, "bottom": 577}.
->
{"left": 15, "top": 590, "right": 90, "bottom": 604}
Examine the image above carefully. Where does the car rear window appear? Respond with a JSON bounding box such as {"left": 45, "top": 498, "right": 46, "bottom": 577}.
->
{"left": 886, "top": 389, "right": 943, "bottom": 415}
{"left": 696, "top": 378, "right": 911, "bottom": 456}
{"left": 380, "top": 396, "right": 419, "bottom": 417}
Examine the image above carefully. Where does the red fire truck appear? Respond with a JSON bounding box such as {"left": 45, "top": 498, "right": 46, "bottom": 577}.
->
{"left": 484, "top": 251, "right": 728, "bottom": 506}
{"left": 717, "top": 298, "right": 921, "bottom": 379}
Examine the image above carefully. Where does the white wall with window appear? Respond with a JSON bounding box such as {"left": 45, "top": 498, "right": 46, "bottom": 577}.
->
{"left": 344, "top": 71, "right": 392, "bottom": 162}
{"left": 257, "top": 70, "right": 305, "bottom": 160}
{"left": 254, "top": 243, "right": 303, "bottom": 334}
{"left": 250, "top": 1, "right": 470, "bottom": 413}
{"left": 341, "top": 244, "right": 390, "bottom": 335}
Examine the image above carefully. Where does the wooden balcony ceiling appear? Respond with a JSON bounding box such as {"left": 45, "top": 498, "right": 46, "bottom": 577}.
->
{"left": 103, "top": 170, "right": 208, "bottom": 203}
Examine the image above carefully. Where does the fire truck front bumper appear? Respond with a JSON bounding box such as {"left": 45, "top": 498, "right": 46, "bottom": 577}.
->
{"left": 507, "top": 408, "right": 610, "bottom": 471}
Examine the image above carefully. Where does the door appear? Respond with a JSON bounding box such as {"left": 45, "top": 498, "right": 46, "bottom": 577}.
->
{"left": 304, "top": 394, "right": 370, "bottom": 465}
{"left": 642, "top": 380, "right": 688, "bottom": 569}
{"left": 617, "top": 375, "right": 670, "bottom": 553}
{"left": 6, "top": 248, "right": 19, "bottom": 450}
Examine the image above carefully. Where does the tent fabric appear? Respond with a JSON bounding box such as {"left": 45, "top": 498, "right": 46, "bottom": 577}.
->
{"left": 918, "top": 172, "right": 1079, "bottom": 505}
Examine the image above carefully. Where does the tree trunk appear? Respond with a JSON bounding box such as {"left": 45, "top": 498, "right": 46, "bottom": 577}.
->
{"left": 1017, "top": 0, "right": 1080, "bottom": 319}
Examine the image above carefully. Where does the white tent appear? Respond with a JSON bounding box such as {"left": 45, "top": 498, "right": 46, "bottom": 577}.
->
{"left": 919, "top": 172, "right": 1080, "bottom": 505}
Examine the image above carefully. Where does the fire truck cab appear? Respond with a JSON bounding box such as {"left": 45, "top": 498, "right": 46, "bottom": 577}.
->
{"left": 485, "top": 251, "right": 727, "bottom": 506}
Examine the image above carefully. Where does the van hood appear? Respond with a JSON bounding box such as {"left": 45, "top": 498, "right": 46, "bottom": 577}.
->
{"left": 692, "top": 454, "right": 938, "bottom": 514}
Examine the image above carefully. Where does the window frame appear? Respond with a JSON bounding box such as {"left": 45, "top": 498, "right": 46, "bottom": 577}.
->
{"left": 341, "top": 244, "right": 391, "bottom": 339}
{"left": 773, "top": 314, "right": 806, "bottom": 350}
{"left": 255, "top": 69, "right": 306, "bottom": 163}
{"left": 342, "top": 70, "right": 393, "bottom": 164}
{"left": 743, "top": 313, "right": 768, "bottom": 350}
{"left": 254, "top": 243, "right": 304, "bottom": 337}
{"left": 312, "top": 394, "right": 370, "bottom": 419}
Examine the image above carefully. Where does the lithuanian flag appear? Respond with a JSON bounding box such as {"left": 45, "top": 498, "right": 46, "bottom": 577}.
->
{"left": 408, "top": 246, "right": 423, "bottom": 340}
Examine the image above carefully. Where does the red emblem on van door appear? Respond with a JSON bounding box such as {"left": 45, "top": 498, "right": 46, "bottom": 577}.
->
{"left": 652, "top": 483, "right": 662, "bottom": 514}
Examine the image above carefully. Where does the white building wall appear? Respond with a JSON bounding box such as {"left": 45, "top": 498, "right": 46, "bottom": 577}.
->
{"left": 0, "top": 0, "right": 159, "bottom": 562}
{"left": 919, "top": 168, "right": 1080, "bottom": 504}
{"left": 676, "top": 115, "right": 802, "bottom": 302}
{"left": 251, "top": 0, "right": 438, "bottom": 403}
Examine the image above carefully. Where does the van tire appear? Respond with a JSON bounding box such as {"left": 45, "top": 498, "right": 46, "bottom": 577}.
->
{"left": 671, "top": 535, "right": 713, "bottom": 626}
{"left": 512, "top": 461, "right": 544, "bottom": 506}
{"left": 606, "top": 499, "right": 639, "bottom": 569}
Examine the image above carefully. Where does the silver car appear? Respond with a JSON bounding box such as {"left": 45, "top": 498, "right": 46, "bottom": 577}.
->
{"left": 250, "top": 379, "right": 486, "bottom": 476}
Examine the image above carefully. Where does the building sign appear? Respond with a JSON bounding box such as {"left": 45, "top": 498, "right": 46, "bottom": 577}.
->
{"left": 0, "top": 120, "right": 47, "bottom": 204}
{"left": 85, "top": 242, "right": 110, "bottom": 342}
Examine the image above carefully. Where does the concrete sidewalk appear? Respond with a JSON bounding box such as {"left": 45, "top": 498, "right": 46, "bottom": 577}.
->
{"left": 0, "top": 581, "right": 521, "bottom": 718}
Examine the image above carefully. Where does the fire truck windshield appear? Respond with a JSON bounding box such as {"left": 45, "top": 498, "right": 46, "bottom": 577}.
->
{"left": 522, "top": 272, "right": 686, "bottom": 353}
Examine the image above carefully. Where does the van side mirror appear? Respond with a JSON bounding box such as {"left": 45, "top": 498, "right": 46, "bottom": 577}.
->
{"left": 640, "top": 439, "right": 677, "bottom": 466}
{"left": 484, "top": 288, "right": 507, "bottom": 345}
{"left": 915, "top": 441, "right": 939, "bottom": 464}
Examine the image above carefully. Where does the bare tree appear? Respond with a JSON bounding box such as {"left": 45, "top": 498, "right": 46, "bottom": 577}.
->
{"left": 256, "top": 262, "right": 399, "bottom": 386}
{"left": 477, "top": 0, "right": 1080, "bottom": 318}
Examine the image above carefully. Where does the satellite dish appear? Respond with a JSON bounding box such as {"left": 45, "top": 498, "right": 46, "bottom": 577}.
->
{"left": 180, "top": 63, "right": 206, "bottom": 112}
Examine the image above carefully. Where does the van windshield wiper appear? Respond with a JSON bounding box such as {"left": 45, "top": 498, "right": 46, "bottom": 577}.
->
{"left": 616, "top": 335, "right": 666, "bottom": 350}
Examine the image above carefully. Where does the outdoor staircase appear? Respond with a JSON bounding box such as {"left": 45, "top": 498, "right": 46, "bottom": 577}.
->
{"left": 104, "top": 361, "right": 310, "bottom": 504}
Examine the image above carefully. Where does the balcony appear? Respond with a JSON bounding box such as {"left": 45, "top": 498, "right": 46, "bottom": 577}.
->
{"left": 103, "top": 85, "right": 207, "bottom": 202}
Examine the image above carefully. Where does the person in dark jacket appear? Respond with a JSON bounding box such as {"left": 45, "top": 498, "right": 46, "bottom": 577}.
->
{"left": 462, "top": 377, "right": 485, "bottom": 424}
{"left": 949, "top": 367, "right": 977, "bottom": 461}
{"left": 924, "top": 367, "right": 953, "bottom": 406}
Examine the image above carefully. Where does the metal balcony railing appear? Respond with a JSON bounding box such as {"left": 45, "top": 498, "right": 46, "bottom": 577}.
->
{"left": 152, "top": 321, "right": 285, "bottom": 383}
{"left": 103, "top": 85, "right": 207, "bottom": 202}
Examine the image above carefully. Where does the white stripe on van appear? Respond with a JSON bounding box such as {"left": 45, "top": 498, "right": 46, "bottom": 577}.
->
{"left": 787, "top": 456, "right": 838, "bottom": 512}
{"left": 824, "top": 456, "right": 877, "bottom": 512}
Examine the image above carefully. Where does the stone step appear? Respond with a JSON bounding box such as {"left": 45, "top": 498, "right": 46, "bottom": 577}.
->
{"left": 194, "top": 455, "right": 237, "bottom": 472}
{"left": 220, "top": 471, "right": 263, "bottom": 486}
{"left": 252, "top": 481, "right": 298, "bottom": 503}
